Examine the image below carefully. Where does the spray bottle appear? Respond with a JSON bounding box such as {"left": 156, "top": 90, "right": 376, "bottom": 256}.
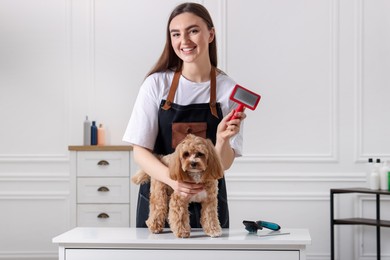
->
{"left": 83, "top": 116, "right": 91, "bottom": 145}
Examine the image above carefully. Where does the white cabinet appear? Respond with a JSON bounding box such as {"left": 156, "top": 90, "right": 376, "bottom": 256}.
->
{"left": 53, "top": 228, "right": 311, "bottom": 260}
{"left": 69, "top": 146, "right": 132, "bottom": 227}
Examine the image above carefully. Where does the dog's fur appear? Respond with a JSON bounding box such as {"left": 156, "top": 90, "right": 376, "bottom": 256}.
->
{"left": 131, "top": 134, "right": 224, "bottom": 238}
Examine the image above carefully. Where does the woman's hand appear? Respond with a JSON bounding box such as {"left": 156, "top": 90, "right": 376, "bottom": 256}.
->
{"left": 217, "top": 109, "right": 246, "bottom": 142}
{"left": 171, "top": 180, "right": 204, "bottom": 200}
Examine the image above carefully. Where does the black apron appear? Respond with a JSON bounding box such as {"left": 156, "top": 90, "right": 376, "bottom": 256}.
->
{"left": 136, "top": 67, "right": 229, "bottom": 228}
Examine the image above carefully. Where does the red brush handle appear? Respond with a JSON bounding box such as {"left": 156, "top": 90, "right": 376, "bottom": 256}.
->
{"left": 229, "top": 104, "right": 244, "bottom": 121}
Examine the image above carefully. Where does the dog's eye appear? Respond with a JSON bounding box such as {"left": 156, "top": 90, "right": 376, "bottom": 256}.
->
{"left": 195, "top": 152, "right": 205, "bottom": 158}
{"left": 182, "top": 151, "right": 190, "bottom": 158}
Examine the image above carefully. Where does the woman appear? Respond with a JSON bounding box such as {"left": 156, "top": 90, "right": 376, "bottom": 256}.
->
{"left": 123, "top": 2, "right": 246, "bottom": 228}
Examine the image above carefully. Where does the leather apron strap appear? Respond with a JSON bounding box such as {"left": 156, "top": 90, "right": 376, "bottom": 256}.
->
{"left": 162, "top": 68, "right": 219, "bottom": 119}
{"left": 161, "top": 70, "right": 181, "bottom": 110}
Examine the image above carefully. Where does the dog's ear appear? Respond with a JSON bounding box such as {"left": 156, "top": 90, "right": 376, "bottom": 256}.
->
{"left": 168, "top": 144, "right": 185, "bottom": 181}
{"left": 205, "top": 139, "right": 224, "bottom": 179}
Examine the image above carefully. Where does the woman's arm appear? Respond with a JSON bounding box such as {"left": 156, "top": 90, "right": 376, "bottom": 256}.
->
{"left": 215, "top": 110, "right": 246, "bottom": 170}
{"left": 133, "top": 145, "right": 173, "bottom": 185}
{"left": 133, "top": 145, "right": 204, "bottom": 198}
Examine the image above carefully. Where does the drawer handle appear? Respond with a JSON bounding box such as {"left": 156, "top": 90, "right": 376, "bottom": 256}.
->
{"left": 97, "top": 213, "right": 110, "bottom": 219}
{"left": 97, "top": 186, "right": 110, "bottom": 192}
{"left": 97, "top": 160, "right": 110, "bottom": 166}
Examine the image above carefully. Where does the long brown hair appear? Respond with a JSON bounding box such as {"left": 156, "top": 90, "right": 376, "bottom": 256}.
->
{"left": 146, "top": 2, "right": 218, "bottom": 77}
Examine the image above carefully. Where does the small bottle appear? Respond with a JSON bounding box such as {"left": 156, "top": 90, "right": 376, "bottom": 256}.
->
{"left": 388, "top": 172, "right": 390, "bottom": 190}
{"left": 370, "top": 170, "right": 380, "bottom": 190}
{"left": 97, "top": 123, "right": 105, "bottom": 146}
{"left": 91, "top": 121, "right": 98, "bottom": 145}
{"left": 83, "top": 116, "right": 91, "bottom": 145}
{"left": 379, "top": 160, "right": 389, "bottom": 190}
{"left": 369, "top": 159, "right": 380, "bottom": 190}
{"left": 366, "top": 158, "right": 374, "bottom": 188}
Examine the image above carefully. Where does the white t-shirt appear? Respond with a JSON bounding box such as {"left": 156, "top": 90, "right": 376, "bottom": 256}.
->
{"left": 122, "top": 70, "right": 243, "bottom": 156}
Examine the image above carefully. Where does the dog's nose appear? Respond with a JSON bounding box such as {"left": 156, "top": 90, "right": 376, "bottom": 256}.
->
{"left": 190, "top": 161, "right": 198, "bottom": 168}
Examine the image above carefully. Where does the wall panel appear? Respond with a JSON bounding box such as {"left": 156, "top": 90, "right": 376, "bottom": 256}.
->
{"left": 225, "top": 0, "right": 338, "bottom": 161}
{"left": 0, "top": 0, "right": 71, "bottom": 158}
{"left": 356, "top": 0, "right": 390, "bottom": 160}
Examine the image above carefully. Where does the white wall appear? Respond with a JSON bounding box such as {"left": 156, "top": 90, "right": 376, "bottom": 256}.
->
{"left": 0, "top": 0, "right": 390, "bottom": 259}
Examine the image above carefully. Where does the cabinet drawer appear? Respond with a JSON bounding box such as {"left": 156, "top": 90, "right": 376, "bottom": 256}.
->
{"left": 66, "top": 249, "right": 299, "bottom": 260}
{"left": 77, "top": 204, "right": 129, "bottom": 227}
{"left": 77, "top": 178, "right": 130, "bottom": 203}
{"left": 77, "top": 151, "right": 129, "bottom": 177}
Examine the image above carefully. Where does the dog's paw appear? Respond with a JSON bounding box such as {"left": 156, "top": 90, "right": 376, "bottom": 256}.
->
{"left": 148, "top": 226, "right": 164, "bottom": 234}
{"left": 146, "top": 219, "right": 164, "bottom": 234}
{"left": 171, "top": 225, "right": 191, "bottom": 238}
{"left": 204, "top": 226, "right": 222, "bottom": 238}
{"left": 174, "top": 229, "right": 190, "bottom": 238}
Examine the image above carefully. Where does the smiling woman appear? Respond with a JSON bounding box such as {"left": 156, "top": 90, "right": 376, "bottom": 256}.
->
{"left": 122, "top": 2, "right": 246, "bottom": 230}
{"left": 169, "top": 13, "right": 215, "bottom": 78}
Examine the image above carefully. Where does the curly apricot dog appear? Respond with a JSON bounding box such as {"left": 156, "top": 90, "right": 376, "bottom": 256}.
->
{"left": 132, "top": 134, "right": 224, "bottom": 238}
